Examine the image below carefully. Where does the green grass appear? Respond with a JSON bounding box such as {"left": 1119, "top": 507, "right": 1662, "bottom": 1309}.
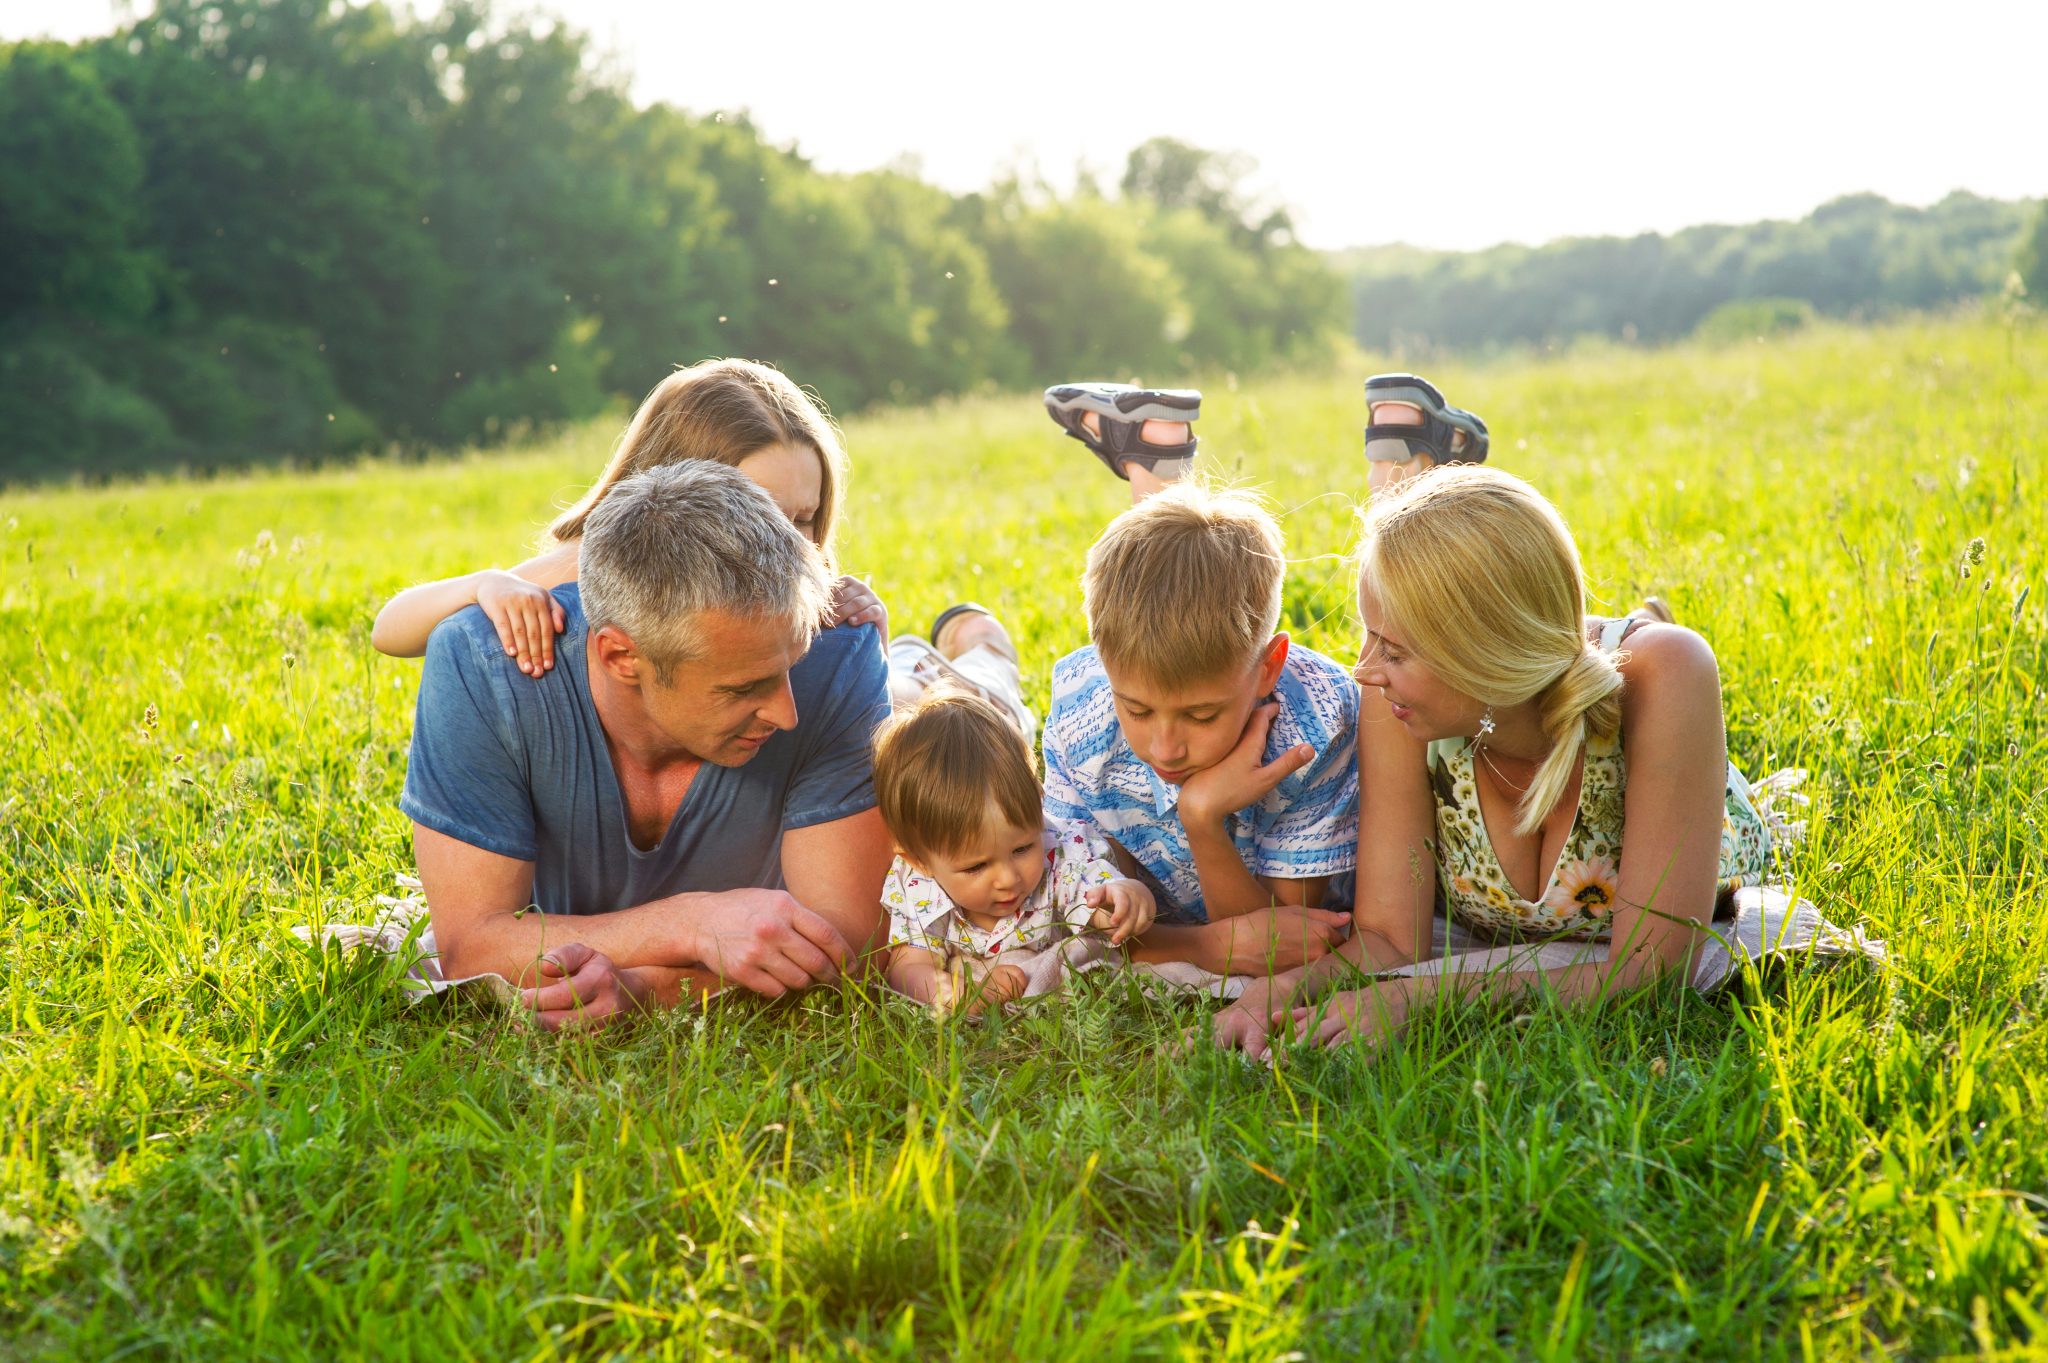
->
{"left": 2, "top": 310, "right": 2044, "bottom": 1359}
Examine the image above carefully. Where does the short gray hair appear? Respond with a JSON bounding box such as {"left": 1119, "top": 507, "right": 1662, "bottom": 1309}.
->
{"left": 580, "top": 462, "right": 830, "bottom": 683}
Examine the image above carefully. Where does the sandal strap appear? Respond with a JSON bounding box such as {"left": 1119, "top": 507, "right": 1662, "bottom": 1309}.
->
{"left": 1364, "top": 372, "right": 1489, "bottom": 465}
{"left": 1364, "top": 412, "right": 1466, "bottom": 462}
{"left": 1055, "top": 414, "right": 1198, "bottom": 480}
{"left": 1098, "top": 418, "right": 1197, "bottom": 464}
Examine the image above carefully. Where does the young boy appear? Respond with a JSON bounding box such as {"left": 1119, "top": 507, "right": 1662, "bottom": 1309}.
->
{"left": 1039, "top": 478, "right": 1361, "bottom": 976}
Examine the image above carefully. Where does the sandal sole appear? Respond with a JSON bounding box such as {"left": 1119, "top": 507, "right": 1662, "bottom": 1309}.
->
{"left": 1044, "top": 384, "right": 1202, "bottom": 426}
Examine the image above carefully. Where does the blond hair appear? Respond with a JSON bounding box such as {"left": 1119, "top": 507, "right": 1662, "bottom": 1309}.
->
{"left": 1358, "top": 466, "right": 1622, "bottom": 836}
{"left": 1082, "top": 479, "right": 1286, "bottom": 689}
{"left": 872, "top": 689, "right": 1042, "bottom": 864}
{"left": 549, "top": 358, "right": 845, "bottom": 555}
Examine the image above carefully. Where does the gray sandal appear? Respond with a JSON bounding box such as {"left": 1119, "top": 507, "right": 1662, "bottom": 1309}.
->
{"left": 1363, "top": 373, "right": 1488, "bottom": 467}
{"left": 1044, "top": 383, "right": 1200, "bottom": 481}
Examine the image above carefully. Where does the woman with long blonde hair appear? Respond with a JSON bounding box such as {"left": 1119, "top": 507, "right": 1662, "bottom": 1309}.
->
{"left": 1211, "top": 465, "right": 1794, "bottom": 1054}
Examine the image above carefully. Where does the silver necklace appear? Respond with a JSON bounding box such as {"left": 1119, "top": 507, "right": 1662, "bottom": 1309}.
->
{"left": 1475, "top": 739, "right": 1533, "bottom": 797}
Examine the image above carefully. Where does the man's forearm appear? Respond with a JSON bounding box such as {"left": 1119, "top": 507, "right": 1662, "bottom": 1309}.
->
{"left": 435, "top": 893, "right": 709, "bottom": 984}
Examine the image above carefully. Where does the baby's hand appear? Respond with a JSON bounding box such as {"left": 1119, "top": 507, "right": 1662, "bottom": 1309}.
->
{"left": 477, "top": 570, "right": 567, "bottom": 677}
{"left": 962, "top": 962, "right": 1028, "bottom": 1015}
{"left": 829, "top": 575, "right": 889, "bottom": 635}
{"left": 1085, "top": 878, "right": 1156, "bottom": 945}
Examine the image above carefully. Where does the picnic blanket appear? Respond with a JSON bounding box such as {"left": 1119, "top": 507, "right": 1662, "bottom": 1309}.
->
{"left": 298, "top": 882, "right": 1882, "bottom": 1010}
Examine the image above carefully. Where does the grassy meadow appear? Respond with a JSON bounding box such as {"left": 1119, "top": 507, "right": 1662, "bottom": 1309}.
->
{"left": 2, "top": 311, "right": 2044, "bottom": 1359}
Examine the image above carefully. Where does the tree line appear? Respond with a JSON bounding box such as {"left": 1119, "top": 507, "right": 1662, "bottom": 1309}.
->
{"left": 1342, "top": 191, "right": 2043, "bottom": 352}
{"left": 0, "top": 1, "right": 1342, "bottom": 479}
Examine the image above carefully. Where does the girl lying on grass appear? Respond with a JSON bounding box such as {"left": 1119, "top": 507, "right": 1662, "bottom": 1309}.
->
{"left": 372, "top": 356, "right": 1038, "bottom": 733}
{"left": 370, "top": 358, "right": 889, "bottom": 672}
{"left": 1212, "top": 466, "right": 1829, "bottom": 1055}
{"left": 872, "top": 687, "right": 1156, "bottom": 1014}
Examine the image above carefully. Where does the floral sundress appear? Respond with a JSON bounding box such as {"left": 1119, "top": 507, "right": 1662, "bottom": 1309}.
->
{"left": 1426, "top": 618, "right": 1773, "bottom": 940}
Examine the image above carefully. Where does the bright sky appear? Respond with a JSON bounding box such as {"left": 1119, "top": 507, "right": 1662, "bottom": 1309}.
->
{"left": 9, "top": 0, "right": 2044, "bottom": 251}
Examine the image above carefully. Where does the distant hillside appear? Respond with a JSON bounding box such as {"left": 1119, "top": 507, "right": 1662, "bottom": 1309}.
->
{"left": 1333, "top": 192, "right": 2040, "bottom": 351}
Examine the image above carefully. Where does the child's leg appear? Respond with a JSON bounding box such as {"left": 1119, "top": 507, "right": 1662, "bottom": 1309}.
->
{"left": 933, "top": 603, "right": 1019, "bottom": 664}
{"left": 1045, "top": 384, "right": 1200, "bottom": 505}
{"left": 914, "top": 604, "right": 1036, "bottom": 737}
{"left": 1364, "top": 374, "right": 1488, "bottom": 494}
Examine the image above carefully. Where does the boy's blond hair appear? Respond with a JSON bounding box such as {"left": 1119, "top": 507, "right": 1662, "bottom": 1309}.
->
{"left": 1082, "top": 479, "right": 1286, "bottom": 689}
{"left": 872, "top": 689, "right": 1042, "bottom": 863}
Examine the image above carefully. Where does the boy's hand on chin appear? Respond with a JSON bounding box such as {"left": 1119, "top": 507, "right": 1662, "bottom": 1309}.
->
{"left": 1177, "top": 702, "right": 1315, "bottom": 825}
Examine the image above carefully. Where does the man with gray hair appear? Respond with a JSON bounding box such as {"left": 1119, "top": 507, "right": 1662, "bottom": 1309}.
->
{"left": 400, "top": 462, "right": 892, "bottom": 1028}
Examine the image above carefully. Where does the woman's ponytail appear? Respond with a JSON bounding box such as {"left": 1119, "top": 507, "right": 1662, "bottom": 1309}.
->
{"left": 1515, "top": 644, "right": 1624, "bottom": 836}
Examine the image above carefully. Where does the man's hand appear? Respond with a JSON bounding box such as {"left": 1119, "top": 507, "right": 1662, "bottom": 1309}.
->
{"left": 1084, "top": 878, "right": 1156, "bottom": 945}
{"left": 680, "top": 888, "right": 852, "bottom": 997}
{"left": 521, "top": 943, "right": 648, "bottom": 1032}
{"left": 1177, "top": 701, "right": 1315, "bottom": 826}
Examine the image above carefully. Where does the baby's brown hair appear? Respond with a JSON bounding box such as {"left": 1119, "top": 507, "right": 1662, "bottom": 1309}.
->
{"left": 872, "top": 688, "right": 1042, "bottom": 864}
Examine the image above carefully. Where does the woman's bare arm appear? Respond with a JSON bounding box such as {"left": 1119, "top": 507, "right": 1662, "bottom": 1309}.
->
{"left": 1288, "top": 624, "right": 1736, "bottom": 1048}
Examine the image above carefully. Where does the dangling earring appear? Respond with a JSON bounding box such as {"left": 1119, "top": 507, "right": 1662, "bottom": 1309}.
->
{"left": 1476, "top": 706, "right": 1496, "bottom": 742}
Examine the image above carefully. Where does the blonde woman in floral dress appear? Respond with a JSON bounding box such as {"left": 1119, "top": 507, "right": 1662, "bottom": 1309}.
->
{"left": 1211, "top": 465, "right": 1793, "bottom": 1056}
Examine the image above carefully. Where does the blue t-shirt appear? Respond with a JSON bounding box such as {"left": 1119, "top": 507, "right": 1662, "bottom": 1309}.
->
{"left": 399, "top": 584, "right": 888, "bottom": 916}
{"left": 1040, "top": 643, "right": 1360, "bottom": 923}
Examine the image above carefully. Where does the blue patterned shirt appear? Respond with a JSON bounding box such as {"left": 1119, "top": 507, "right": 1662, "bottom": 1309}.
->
{"left": 1040, "top": 644, "right": 1360, "bottom": 923}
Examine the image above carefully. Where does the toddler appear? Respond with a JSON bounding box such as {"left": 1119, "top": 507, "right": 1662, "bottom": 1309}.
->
{"left": 872, "top": 688, "right": 1156, "bottom": 1013}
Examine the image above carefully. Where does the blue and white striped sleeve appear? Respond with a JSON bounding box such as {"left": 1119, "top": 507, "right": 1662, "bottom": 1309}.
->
{"left": 1246, "top": 663, "right": 1360, "bottom": 881}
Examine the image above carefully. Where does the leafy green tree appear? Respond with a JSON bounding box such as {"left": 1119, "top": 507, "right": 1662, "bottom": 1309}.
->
{"left": 1350, "top": 192, "right": 2040, "bottom": 351}
{"left": 0, "top": 4, "right": 1347, "bottom": 477}
{"left": 1121, "top": 136, "right": 1293, "bottom": 249}
{"left": 1142, "top": 207, "right": 1340, "bottom": 372}
{"left": 95, "top": 5, "right": 446, "bottom": 432}
{"left": 0, "top": 42, "right": 154, "bottom": 322}
{"left": 974, "top": 191, "right": 1183, "bottom": 381}
{"left": 846, "top": 170, "right": 1011, "bottom": 403}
